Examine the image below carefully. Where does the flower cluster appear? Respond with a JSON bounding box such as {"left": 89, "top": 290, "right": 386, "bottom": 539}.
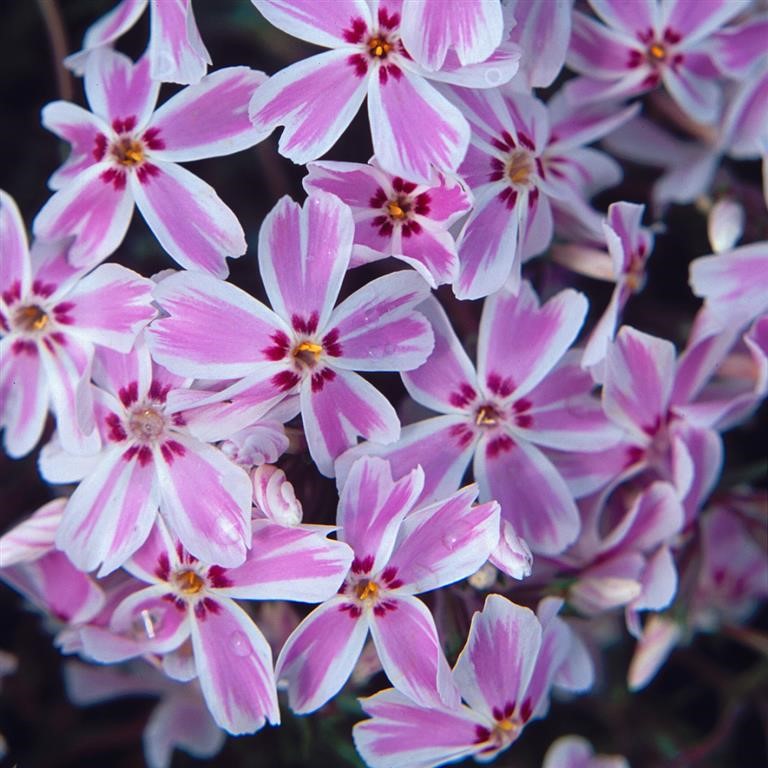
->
{"left": 1, "top": 2, "right": 766, "bottom": 767}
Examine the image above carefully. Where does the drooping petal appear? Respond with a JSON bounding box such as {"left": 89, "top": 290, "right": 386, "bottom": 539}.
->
{"left": 130, "top": 159, "right": 246, "bottom": 276}
{"left": 370, "top": 594, "right": 459, "bottom": 708}
{"left": 147, "top": 270, "right": 285, "bottom": 378}
{"left": 252, "top": 0, "right": 372, "bottom": 48}
{"left": 402, "top": 296, "right": 480, "bottom": 414}
{"left": 32, "top": 161, "right": 135, "bottom": 268}
{"left": 249, "top": 49, "right": 369, "bottom": 165}
{"left": 216, "top": 520, "right": 353, "bottom": 602}
{"left": 190, "top": 596, "right": 279, "bottom": 734}
{"left": 84, "top": 49, "right": 159, "bottom": 128}
{"left": 628, "top": 615, "right": 683, "bottom": 691}
{"left": 329, "top": 270, "right": 434, "bottom": 371}
{"left": 475, "top": 434, "right": 580, "bottom": 555}
{"left": 0, "top": 190, "right": 30, "bottom": 296}
{"left": 478, "top": 281, "right": 588, "bottom": 400}
{"left": 80, "top": 0, "right": 148, "bottom": 50}
{"left": 301, "top": 368, "right": 402, "bottom": 477}
{"left": 0, "top": 498, "right": 65, "bottom": 565}
{"left": 148, "top": 0, "right": 211, "bottom": 84}
{"left": 603, "top": 326, "right": 677, "bottom": 438}
{"left": 275, "top": 596, "right": 370, "bottom": 713}
{"left": 368, "top": 66, "right": 469, "bottom": 182}
{"left": 258, "top": 193, "right": 354, "bottom": 330}
{"left": 337, "top": 456, "right": 423, "bottom": 569}
{"left": 155, "top": 435, "right": 252, "bottom": 568}
{"left": 41, "top": 102, "right": 107, "bottom": 191}
{"left": 55, "top": 444, "right": 160, "bottom": 574}
{"left": 60, "top": 263, "right": 155, "bottom": 351}
{"left": 387, "top": 486, "right": 499, "bottom": 593}
{"left": 353, "top": 688, "right": 486, "bottom": 768}
{"left": 453, "top": 594, "right": 542, "bottom": 719}
{"left": 336, "top": 414, "right": 477, "bottom": 506}
{"left": 149, "top": 68, "right": 267, "bottom": 162}
{"left": 400, "top": 0, "right": 504, "bottom": 70}
{"left": 0, "top": 338, "right": 48, "bottom": 459}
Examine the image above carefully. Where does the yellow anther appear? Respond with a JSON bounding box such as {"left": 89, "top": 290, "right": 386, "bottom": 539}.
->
{"left": 176, "top": 569, "right": 204, "bottom": 595}
{"left": 294, "top": 341, "right": 323, "bottom": 356}
{"left": 15, "top": 305, "right": 49, "bottom": 332}
{"left": 368, "top": 37, "right": 392, "bottom": 58}
{"left": 497, "top": 719, "right": 516, "bottom": 732}
{"left": 387, "top": 201, "right": 406, "bottom": 219}
{"left": 475, "top": 406, "right": 498, "bottom": 426}
{"left": 648, "top": 43, "right": 666, "bottom": 61}
{"left": 114, "top": 138, "right": 145, "bottom": 166}
{"left": 356, "top": 580, "right": 379, "bottom": 600}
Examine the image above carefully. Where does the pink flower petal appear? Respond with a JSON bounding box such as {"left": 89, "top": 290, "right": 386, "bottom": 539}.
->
{"left": 217, "top": 519, "right": 353, "bottom": 602}
{"left": 475, "top": 434, "right": 580, "bottom": 555}
{"left": 190, "top": 596, "right": 279, "bottom": 734}
{"left": 567, "top": 10, "right": 637, "bottom": 78}
{"left": 396, "top": 219, "right": 459, "bottom": 287}
{"left": 249, "top": 48, "right": 369, "bottom": 164}
{"left": 353, "top": 688, "right": 486, "bottom": 768}
{"left": 660, "top": 0, "right": 743, "bottom": 45}
{"left": 81, "top": 0, "right": 147, "bottom": 49}
{"left": 55, "top": 444, "right": 160, "bottom": 574}
{"left": 148, "top": 0, "right": 211, "bottom": 84}
{"left": 41, "top": 102, "right": 106, "bottom": 191}
{"left": 61, "top": 263, "right": 155, "bottom": 351}
{"left": 400, "top": 0, "right": 504, "bottom": 70}
{"left": 477, "top": 281, "right": 588, "bottom": 400}
{"left": 301, "top": 368, "right": 401, "bottom": 477}
{"left": 129, "top": 160, "right": 246, "bottom": 276}
{"left": 453, "top": 594, "right": 542, "bottom": 719}
{"left": 252, "top": 0, "right": 372, "bottom": 47}
{"left": 628, "top": 615, "right": 682, "bottom": 691}
{"left": 0, "top": 190, "right": 30, "bottom": 296}
{"left": 276, "top": 595, "right": 370, "bottom": 713}
{"left": 337, "top": 456, "right": 423, "bottom": 569}
{"left": 388, "top": 486, "right": 499, "bottom": 593}
{"left": 368, "top": 66, "right": 469, "bottom": 182}
{"left": 589, "top": 0, "right": 658, "bottom": 38}
{"left": 149, "top": 68, "right": 267, "bottom": 162}
{"left": 84, "top": 49, "right": 159, "bottom": 128}
{"left": 662, "top": 62, "right": 721, "bottom": 124}
{"left": 0, "top": 498, "right": 65, "bottom": 565}
{"left": 258, "top": 193, "right": 354, "bottom": 330}
{"left": 329, "top": 270, "right": 434, "bottom": 371}
{"left": 156, "top": 434, "right": 252, "bottom": 567}
{"left": 32, "top": 162, "right": 135, "bottom": 268}
{"left": 370, "top": 594, "right": 459, "bottom": 708}
{"left": 147, "top": 270, "right": 285, "bottom": 378}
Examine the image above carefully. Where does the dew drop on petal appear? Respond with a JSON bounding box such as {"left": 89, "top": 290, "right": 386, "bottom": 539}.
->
{"left": 441, "top": 531, "right": 460, "bottom": 551}
{"left": 216, "top": 517, "right": 242, "bottom": 544}
{"left": 230, "top": 630, "right": 251, "bottom": 657}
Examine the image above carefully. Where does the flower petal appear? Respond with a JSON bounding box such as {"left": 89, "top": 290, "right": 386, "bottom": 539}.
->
{"left": 149, "top": 68, "right": 267, "bottom": 161}
{"left": 275, "top": 596, "right": 369, "bottom": 713}
{"left": 0, "top": 498, "right": 65, "bottom": 565}
{"left": 217, "top": 519, "right": 353, "bottom": 602}
{"left": 148, "top": 0, "right": 211, "bottom": 84}
{"left": 0, "top": 190, "right": 30, "bottom": 296}
{"left": 249, "top": 48, "right": 368, "bottom": 164}
{"left": 368, "top": 66, "right": 469, "bottom": 182}
{"left": 258, "top": 193, "right": 354, "bottom": 330}
{"left": 129, "top": 160, "right": 246, "bottom": 276}
{"left": 190, "top": 596, "right": 279, "bottom": 734}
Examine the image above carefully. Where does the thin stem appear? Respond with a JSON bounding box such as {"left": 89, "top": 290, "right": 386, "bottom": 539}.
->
{"left": 36, "top": 0, "right": 74, "bottom": 102}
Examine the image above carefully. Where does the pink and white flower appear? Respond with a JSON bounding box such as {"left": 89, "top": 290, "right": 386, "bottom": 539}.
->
{"left": 147, "top": 193, "right": 435, "bottom": 477}
{"left": 276, "top": 456, "right": 500, "bottom": 713}
{"left": 352, "top": 594, "right": 593, "bottom": 768}
{"left": 544, "top": 735, "right": 629, "bottom": 768}
{"left": 1, "top": 190, "right": 154, "bottom": 458}
{"left": 248, "top": 0, "right": 518, "bottom": 182}
{"left": 43, "top": 341, "right": 253, "bottom": 575}
{"left": 339, "top": 285, "right": 620, "bottom": 555}
{"left": 65, "top": 0, "right": 211, "bottom": 84}
{"left": 566, "top": 0, "right": 746, "bottom": 123}
{"left": 36, "top": 49, "right": 268, "bottom": 275}
{"left": 304, "top": 160, "right": 472, "bottom": 287}
{"left": 78, "top": 517, "right": 353, "bottom": 734}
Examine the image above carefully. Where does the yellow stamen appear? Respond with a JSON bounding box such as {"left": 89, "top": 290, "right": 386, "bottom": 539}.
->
{"left": 114, "top": 138, "right": 145, "bottom": 166}
{"left": 497, "top": 719, "right": 516, "bottom": 732}
{"left": 475, "top": 406, "right": 498, "bottom": 426}
{"left": 176, "top": 569, "right": 204, "bottom": 595}
{"left": 356, "top": 580, "right": 379, "bottom": 600}
{"left": 294, "top": 341, "right": 323, "bottom": 356}
{"left": 387, "top": 201, "right": 406, "bottom": 219}
{"left": 648, "top": 43, "right": 666, "bottom": 61}
{"left": 15, "top": 305, "right": 49, "bottom": 332}
{"left": 368, "top": 37, "right": 392, "bottom": 58}
{"left": 506, "top": 150, "right": 534, "bottom": 186}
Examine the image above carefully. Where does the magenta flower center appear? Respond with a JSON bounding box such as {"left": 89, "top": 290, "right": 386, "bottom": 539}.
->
{"left": 128, "top": 406, "right": 166, "bottom": 441}
{"left": 13, "top": 304, "right": 49, "bottom": 332}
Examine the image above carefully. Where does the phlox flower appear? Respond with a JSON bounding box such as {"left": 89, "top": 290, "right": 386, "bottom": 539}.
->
{"left": 65, "top": 0, "right": 211, "bottom": 84}
{"left": 352, "top": 594, "right": 593, "bottom": 768}
{"left": 276, "top": 456, "right": 500, "bottom": 713}
{"left": 147, "top": 193, "right": 435, "bottom": 476}
{"left": 444, "top": 87, "right": 637, "bottom": 298}
{"left": 41, "top": 340, "right": 253, "bottom": 575}
{"left": 566, "top": 0, "right": 747, "bottom": 123}
{"left": 339, "top": 285, "right": 620, "bottom": 555}
{"left": 78, "top": 516, "right": 353, "bottom": 734}
{"left": 543, "top": 735, "right": 629, "bottom": 768}
{"left": 35, "top": 49, "right": 268, "bottom": 275}
{"left": 248, "top": 0, "right": 519, "bottom": 182}
{"left": 0, "top": 191, "right": 155, "bottom": 457}
{"left": 65, "top": 660, "right": 225, "bottom": 768}
{"left": 304, "top": 160, "right": 472, "bottom": 288}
